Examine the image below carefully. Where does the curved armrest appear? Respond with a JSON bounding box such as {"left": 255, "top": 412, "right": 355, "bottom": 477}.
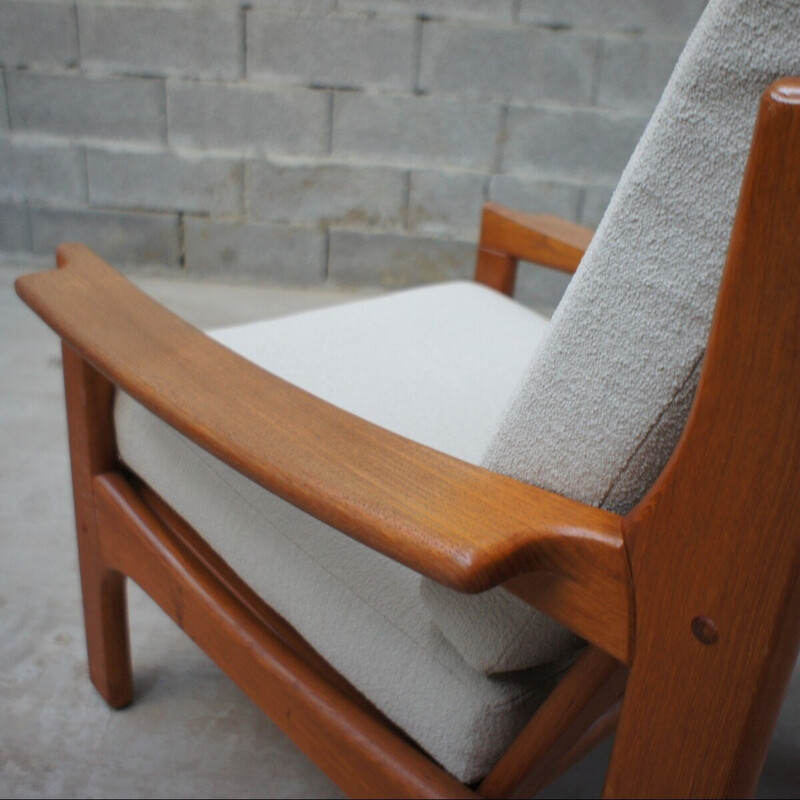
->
{"left": 16, "top": 244, "right": 625, "bottom": 600}
{"left": 475, "top": 202, "right": 594, "bottom": 295}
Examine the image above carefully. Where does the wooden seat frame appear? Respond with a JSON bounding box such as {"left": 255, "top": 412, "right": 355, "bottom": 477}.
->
{"left": 15, "top": 81, "right": 800, "bottom": 798}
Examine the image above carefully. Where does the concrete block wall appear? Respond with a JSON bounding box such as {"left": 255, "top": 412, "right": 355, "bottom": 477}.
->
{"left": 0, "top": 0, "right": 706, "bottom": 303}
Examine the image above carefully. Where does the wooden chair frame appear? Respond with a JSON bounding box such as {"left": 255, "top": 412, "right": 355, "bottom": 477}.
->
{"left": 15, "top": 80, "right": 800, "bottom": 798}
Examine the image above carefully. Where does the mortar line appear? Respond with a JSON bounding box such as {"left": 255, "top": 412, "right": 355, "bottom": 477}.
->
{"left": 402, "top": 169, "right": 412, "bottom": 230}
{"left": 575, "top": 187, "right": 586, "bottom": 224}
{"left": 242, "top": 157, "right": 249, "bottom": 218}
{"left": 177, "top": 211, "right": 186, "bottom": 270}
{"left": 326, "top": 92, "right": 335, "bottom": 155}
{"left": 590, "top": 37, "right": 605, "bottom": 105}
{"left": 161, "top": 78, "right": 169, "bottom": 145}
{"left": 73, "top": 1, "right": 82, "bottom": 66}
{"left": 239, "top": 3, "right": 250, "bottom": 80}
{"left": 238, "top": 158, "right": 246, "bottom": 216}
{"left": 413, "top": 16, "right": 424, "bottom": 94}
{"left": 492, "top": 104, "right": 510, "bottom": 174}
{"left": 81, "top": 145, "right": 90, "bottom": 205}
{"left": 21, "top": 202, "right": 33, "bottom": 253}
{"left": 1, "top": 68, "right": 10, "bottom": 129}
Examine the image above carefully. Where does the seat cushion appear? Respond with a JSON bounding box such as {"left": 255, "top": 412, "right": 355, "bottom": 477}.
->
{"left": 114, "top": 281, "right": 574, "bottom": 783}
{"left": 421, "top": 0, "right": 800, "bottom": 675}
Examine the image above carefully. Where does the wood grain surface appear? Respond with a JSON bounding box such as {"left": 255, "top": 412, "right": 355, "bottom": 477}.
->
{"left": 94, "top": 472, "right": 474, "bottom": 799}
{"left": 481, "top": 645, "right": 627, "bottom": 798}
{"left": 15, "top": 246, "right": 628, "bottom": 611}
{"left": 474, "top": 202, "right": 593, "bottom": 294}
{"left": 605, "top": 78, "right": 800, "bottom": 798}
{"left": 62, "top": 344, "right": 133, "bottom": 708}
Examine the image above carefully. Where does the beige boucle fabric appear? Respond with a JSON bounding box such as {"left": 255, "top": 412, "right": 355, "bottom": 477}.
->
{"left": 422, "top": 0, "right": 800, "bottom": 674}
{"left": 115, "top": 282, "right": 565, "bottom": 783}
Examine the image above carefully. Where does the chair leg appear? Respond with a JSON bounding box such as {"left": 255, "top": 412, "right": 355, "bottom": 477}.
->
{"left": 77, "top": 555, "right": 133, "bottom": 708}
{"left": 62, "top": 343, "right": 133, "bottom": 708}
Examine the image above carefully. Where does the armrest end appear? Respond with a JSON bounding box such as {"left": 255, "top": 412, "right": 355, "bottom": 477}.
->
{"left": 475, "top": 203, "right": 594, "bottom": 295}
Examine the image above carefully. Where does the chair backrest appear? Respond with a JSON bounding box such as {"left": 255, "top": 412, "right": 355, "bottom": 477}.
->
{"left": 483, "top": 0, "right": 800, "bottom": 513}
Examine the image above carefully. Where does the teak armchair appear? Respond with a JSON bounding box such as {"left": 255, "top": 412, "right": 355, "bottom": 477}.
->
{"left": 14, "top": 1, "right": 800, "bottom": 797}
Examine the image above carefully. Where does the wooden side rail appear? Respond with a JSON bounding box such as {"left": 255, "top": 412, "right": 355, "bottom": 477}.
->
{"left": 16, "top": 245, "right": 632, "bottom": 661}
{"left": 92, "top": 471, "right": 474, "bottom": 799}
{"left": 481, "top": 645, "right": 627, "bottom": 798}
{"left": 474, "top": 203, "right": 594, "bottom": 295}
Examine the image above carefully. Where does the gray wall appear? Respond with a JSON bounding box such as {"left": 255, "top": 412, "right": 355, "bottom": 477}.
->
{"left": 0, "top": 0, "right": 706, "bottom": 302}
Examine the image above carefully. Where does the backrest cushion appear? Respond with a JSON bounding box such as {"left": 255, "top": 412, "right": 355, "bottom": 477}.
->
{"left": 422, "top": 0, "right": 800, "bottom": 674}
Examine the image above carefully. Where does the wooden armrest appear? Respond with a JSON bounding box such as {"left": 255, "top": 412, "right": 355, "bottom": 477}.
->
{"left": 475, "top": 202, "right": 594, "bottom": 295}
{"left": 16, "top": 244, "right": 625, "bottom": 600}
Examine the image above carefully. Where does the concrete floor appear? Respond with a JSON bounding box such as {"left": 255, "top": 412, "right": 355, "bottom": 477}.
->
{"left": 2, "top": 261, "right": 798, "bottom": 798}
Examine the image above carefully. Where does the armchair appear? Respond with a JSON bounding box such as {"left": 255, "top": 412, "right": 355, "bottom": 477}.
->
{"left": 14, "top": 0, "right": 800, "bottom": 796}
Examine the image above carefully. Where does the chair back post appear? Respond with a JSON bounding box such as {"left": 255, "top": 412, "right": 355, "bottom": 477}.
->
{"left": 604, "top": 79, "right": 800, "bottom": 798}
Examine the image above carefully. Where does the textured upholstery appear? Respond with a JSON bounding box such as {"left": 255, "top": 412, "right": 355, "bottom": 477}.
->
{"left": 115, "top": 282, "right": 569, "bottom": 783}
{"left": 422, "top": 0, "right": 800, "bottom": 675}
{"left": 115, "top": 0, "right": 800, "bottom": 773}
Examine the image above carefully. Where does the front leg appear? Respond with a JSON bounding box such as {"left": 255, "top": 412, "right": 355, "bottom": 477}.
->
{"left": 63, "top": 343, "right": 132, "bottom": 708}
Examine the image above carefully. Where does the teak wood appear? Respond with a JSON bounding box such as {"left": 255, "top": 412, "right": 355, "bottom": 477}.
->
{"left": 61, "top": 344, "right": 133, "bottom": 709}
{"left": 604, "top": 78, "right": 800, "bottom": 799}
{"left": 16, "top": 242, "right": 632, "bottom": 662}
{"left": 93, "top": 471, "right": 471, "bottom": 800}
{"left": 14, "top": 79, "right": 800, "bottom": 798}
{"left": 474, "top": 203, "right": 594, "bottom": 295}
{"left": 480, "top": 645, "right": 627, "bottom": 799}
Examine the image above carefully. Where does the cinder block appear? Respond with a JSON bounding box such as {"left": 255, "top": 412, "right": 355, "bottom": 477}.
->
{"left": 1, "top": 70, "right": 8, "bottom": 131}
{"left": 338, "top": 1, "right": 514, "bottom": 21}
{"left": 333, "top": 93, "right": 500, "bottom": 170}
{"left": 328, "top": 229, "right": 474, "bottom": 287}
{"left": 487, "top": 174, "right": 582, "bottom": 310}
{"left": 515, "top": 265, "right": 571, "bottom": 313}
{"left": 184, "top": 217, "right": 325, "bottom": 283}
{"left": 247, "top": 13, "right": 415, "bottom": 91}
{"left": 87, "top": 148, "right": 242, "bottom": 215}
{"left": 0, "top": 1, "right": 78, "bottom": 68}
{"left": 407, "top": 169, "right": 485, "bottom": 239}
{"left": 0, "top": 203, "right": 32, "bottom": 252}
{"left": 0, "top": 140, "right": 85, "bottom": 205}
{"left": 580, "top": 185, "right": 615, "bottom": 227}
{"left": 78, "top": 2, "right": 240, "bottom": 80}
{"left": 7, "top": 72, "right": 165, "bottom": 142}
{"left": 30, "top": 207, "right": 180, "bottom": 266}
{"left": 249, "top": 0, "right": 337, "bottom": 13}
{"left": 168, "top": 82, "right": 328, "bottom": 155}
{"left": 420, "top": 22, "right": 596, "bottom": 103}
{"left": 518, "top": 0, "right": 708, "bottom": 35}
{"left": 596, "top": 37, "right": 685, "bottom": 112}
{"left": 489, "top": 175, "right": 581, "bottom": 220}
{"left": 503, "top": 105, "right": 647, "bottom": 183}
{"left": 247, "top": 160, "right": 406, "bottom": 227}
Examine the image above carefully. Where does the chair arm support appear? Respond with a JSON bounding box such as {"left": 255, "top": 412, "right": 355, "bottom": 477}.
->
{"left": 475, "top": 202, "right": 594, "bottom": 295}
{"left": 16, "top": 244, "right": 626, "bottom": 602}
